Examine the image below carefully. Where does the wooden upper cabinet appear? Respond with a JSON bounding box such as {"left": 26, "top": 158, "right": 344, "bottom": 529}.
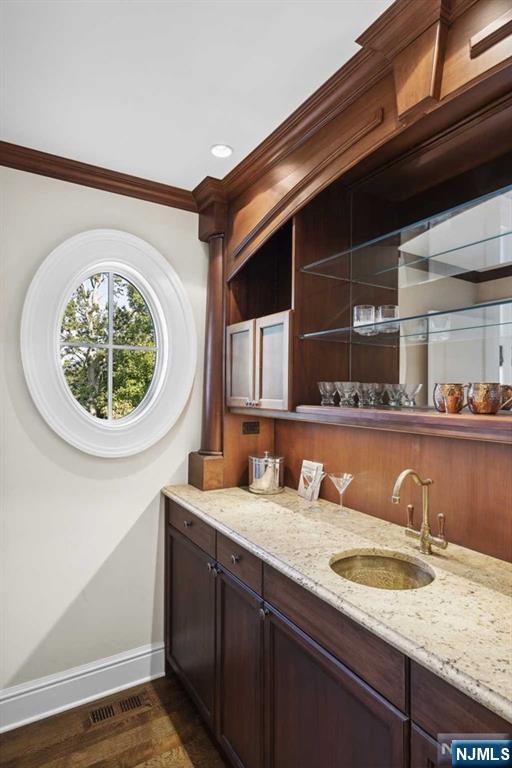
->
{"left": 225, "top": 76, "right": 395, "bottom": 272}
{"left": 441, "top": 0, "right": 512, "bottom": 98}
{"left": 226, "top": 311, "right": 291, "bottom": 411}
{"left": 226, "top": 320, "right": 255, "bottom": 407}
{"left": 220, "top": 0, "right": 512, "bottom": 272}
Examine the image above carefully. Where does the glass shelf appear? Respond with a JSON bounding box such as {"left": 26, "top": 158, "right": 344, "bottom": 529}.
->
{"left": 299, "top": 299, "right": 512, "bottom": 347}
{"left": 300, "top": 186, "right": 512, "bottom": 288}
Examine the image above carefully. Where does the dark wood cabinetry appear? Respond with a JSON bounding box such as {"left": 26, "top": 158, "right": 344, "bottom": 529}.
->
{"left": 411, "top": 724, "right": 439, "bottom": 768}
{"left": 165, "top": 498, "right": 511, "bottom": 768}
{"left": 264, "top": 608, "right": 408, "bottom": 768}
{"left": 166, "top": 526, "right": 216, "bottom": 727}
{"left": 216, "top": 570, "right": 264, "bottom": 768}
{"left": 410, "top": 661, "right": 512, "bottom": 737}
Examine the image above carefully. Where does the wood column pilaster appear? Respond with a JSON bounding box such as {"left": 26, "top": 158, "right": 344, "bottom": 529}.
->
{"left": 188, "top": 177, "right": 228, "bottom": 490}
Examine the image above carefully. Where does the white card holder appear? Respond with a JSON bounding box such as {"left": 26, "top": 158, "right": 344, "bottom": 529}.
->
{"left": 298, "top": 459, "right": 325, "bottom": 501}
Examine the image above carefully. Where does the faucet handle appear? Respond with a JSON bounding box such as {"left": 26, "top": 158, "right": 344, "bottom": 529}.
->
{"left": 437, "top": 512, "right": 446, "bottom": 539}
{"left": 407, "top": 504, "right": 415, "bottom": 529}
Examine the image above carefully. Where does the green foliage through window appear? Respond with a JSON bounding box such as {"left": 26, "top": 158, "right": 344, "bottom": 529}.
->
{"left": 60, "top": 273, "right": 157, "bottom": 419}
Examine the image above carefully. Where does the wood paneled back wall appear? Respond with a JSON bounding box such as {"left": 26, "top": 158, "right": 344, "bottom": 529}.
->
{"left": 275, "top": 420, "right": 512, "bottom": 562}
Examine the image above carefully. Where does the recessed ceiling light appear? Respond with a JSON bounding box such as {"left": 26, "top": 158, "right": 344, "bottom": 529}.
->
{"left": 210, "top": 144, "right": 233, "bottom": 158}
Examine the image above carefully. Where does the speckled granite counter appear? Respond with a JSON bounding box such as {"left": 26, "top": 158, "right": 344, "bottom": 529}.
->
{"left": 162, "top": 484, "right": 512, "bottom": 722}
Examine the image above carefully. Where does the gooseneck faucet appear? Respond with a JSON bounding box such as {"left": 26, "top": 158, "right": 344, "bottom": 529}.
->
{"left": 392, "top": 469, "right": 447, "bottom": 555}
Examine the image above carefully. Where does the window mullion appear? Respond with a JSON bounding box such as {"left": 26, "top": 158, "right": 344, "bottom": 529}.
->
{"left": 108, "top": 272, "right": 114, "bottom": 420}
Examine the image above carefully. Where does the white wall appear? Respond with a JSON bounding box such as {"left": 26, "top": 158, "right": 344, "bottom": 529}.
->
{"left": 0, "top": 167, "right": 208, "bottom": 690}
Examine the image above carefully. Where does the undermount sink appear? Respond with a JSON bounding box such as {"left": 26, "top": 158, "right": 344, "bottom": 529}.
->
{"left": 329, "top": 550, "right": 435, "bottom": 590}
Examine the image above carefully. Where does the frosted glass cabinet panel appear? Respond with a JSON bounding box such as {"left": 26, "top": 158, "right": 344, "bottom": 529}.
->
{"left": 255, "top": 311, "right": 291, "bottom": 410}
{"left": 226, "top": 320, "right": 255, "bottom": 407}
{"left": 226, "top": 311, "right": 291, "bottom": 410}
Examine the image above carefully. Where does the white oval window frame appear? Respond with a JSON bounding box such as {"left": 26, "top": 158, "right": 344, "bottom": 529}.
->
{"left": 21, "top": 229, "right": 197, "bottom": 457}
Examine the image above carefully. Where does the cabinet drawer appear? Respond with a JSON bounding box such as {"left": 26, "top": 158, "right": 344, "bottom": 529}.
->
{"left": 263, "top": 563, "right": 407, "bottom": 711}
{"left": 167, "top": 499, "right": 215, "bottom": 558}
{"left": 411, "top": 662, "right": 511, "bottom": 737}
{"left": 217, "top": 532, "right": 262, "bottom": 595}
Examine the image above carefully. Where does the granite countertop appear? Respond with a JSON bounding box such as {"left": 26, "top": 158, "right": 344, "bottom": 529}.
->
{"left": 162, "top": 484, "right": 512, "bottom": 722}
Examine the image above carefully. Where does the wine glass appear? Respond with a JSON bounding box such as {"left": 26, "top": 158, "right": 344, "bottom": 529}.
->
{"left": 328, "top": 473, "right": 354, "bottom": 514}
{"left": 403, "top": 383, "right": 423, "bottom": 407}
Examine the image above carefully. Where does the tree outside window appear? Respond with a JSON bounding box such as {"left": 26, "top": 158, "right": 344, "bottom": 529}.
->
{"left": 60, "top": 272, "right": 157, "bottom": 419}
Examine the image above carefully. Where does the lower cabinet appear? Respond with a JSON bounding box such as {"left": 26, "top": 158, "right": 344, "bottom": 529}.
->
{"left": 166, "top": 526, "right": 216, "bottom": 728}
{"left": 165, "top": 503, "right": 509, "bottom": 768}
{"left": 264, "top": 609, "right": 408, "bottom": 768}
{"left": 216, "top": 570, "right": 264, "bottom": 768}
{"left": 166, "top": 519, "right": 407, "bottom": 768}
{"left": 411, "top": 724, "right": 439, "bottom": 768}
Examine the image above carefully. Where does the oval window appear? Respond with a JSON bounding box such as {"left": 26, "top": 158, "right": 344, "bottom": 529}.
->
{"left": 21, "top": 229, "right": 197, "bottom": 457}
{"left": 59, "top": 273, "right": 158, "bottom": 420}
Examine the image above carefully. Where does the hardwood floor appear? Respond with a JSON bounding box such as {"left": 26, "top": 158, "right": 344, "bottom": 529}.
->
{"left": 0, "top": 676, "right": 228, "bottom": 768}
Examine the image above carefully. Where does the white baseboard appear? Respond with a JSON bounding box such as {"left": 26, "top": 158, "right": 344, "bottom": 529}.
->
{"left": 0, "top": 642, "right": 165, "bottom": 734}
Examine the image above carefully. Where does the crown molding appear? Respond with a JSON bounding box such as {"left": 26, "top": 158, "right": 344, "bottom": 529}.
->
{"left": 0, "top": 142, "right": 197, "bottom": 213}
{"left": 217, "top": 0, "right": 468, "bottom": 203}
{"left": 356, "top": 0, "right": 451, "bottom": 60}
{"left": 222, "top": 46, "right": 390, "bottom": 201}
{"left": 193, "top": 175, "right": 227, "bottom": 209}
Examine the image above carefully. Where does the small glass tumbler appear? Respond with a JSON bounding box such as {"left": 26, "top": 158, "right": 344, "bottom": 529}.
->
{"left": 376, "top": 305, "right": 399, "bottom": 334}
{"left": 318, "top": 381, "right": 337, "bottom": 406}
{"left": 353, "top": 305, "right": 376, "bottom": 336}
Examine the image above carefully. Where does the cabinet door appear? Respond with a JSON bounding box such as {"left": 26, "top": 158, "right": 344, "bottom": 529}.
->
{"left": 411, "top": 724, "right": 439, "bottom": 768}
{"left": 166, "top": 527, "right": 216, "bottom": 728}
{"left": 255, "top": 310, "right": 291, "bottom": 410}
{"left": 226, "top": 320, "right": 255, "bottom": 407}
{"left": 264, "top": 608, "right": 408, "bottom": 768}
{"left": 216, "top": 570, "right": 264, "bottom": 768}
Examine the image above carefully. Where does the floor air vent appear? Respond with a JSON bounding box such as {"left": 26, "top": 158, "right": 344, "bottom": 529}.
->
{"left": 119, "top": 694, "right": 144, "bottom": 712}
{"left": 89, "top": 704, "right": 116, "bottom": 724}
{"left": 87, "top": 689, "right": 152, "bottom": 727}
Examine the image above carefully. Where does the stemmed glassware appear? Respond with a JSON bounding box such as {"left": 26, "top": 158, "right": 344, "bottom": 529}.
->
{"left": 328, "top": 473, "right": 354, "bottom": 514}
{"left": 368, "top": 383, "right": 384, "bottom": 407}
{"left": 384, "top": 383, "right": 402, "bottom": 407}
{"left": 403, "top": 383, "right": 423, "bottom": 407}
{"left": 318, "top": 381, "right": 337, "bottom": 406}
{"left": 359, "top": 383, "right": 372, "bottom": 407}
{"left": 335, "top": 382, "right": 353, "bottom": 407}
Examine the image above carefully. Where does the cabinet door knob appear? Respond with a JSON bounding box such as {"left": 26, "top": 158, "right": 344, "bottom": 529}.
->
{"left": 259, "top": 607, "right": 270, "bottom": 619}
{"left": 212, "top": 565, "right": 220, "bottom": 578}
{"left": 183, "top": 520, "right": 193, "bottom": 528}
{"left": 230, "top": 554, "right": 240, "bottom": 565}
{"left": 207, "top": 561, "right": 214, "bottom": 572}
